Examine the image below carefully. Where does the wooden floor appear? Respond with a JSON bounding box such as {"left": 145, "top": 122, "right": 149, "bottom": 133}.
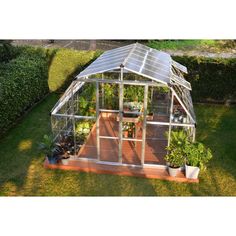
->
{"left": 44, "top": 159, "right": 199, "bottom": 183}
{"left": 45, "top": 113, "right": 198, "bottom": 182}
{"left": 77, "top": 114, "right": 169, "bottom": 165}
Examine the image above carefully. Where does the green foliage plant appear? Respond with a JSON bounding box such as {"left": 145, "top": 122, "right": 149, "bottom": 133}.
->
{"left": 165, "top": 130, "right": 190, "bottom": 168}
{"left": 184, "top": 142, "right": 212, "bottom": 171}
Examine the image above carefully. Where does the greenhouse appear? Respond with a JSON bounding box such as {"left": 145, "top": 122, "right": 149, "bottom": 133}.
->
{"left": 50, "top": 43, "right": 196, "bottom": 169}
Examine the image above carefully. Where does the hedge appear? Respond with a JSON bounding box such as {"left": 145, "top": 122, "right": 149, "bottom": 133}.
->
{"left": 0, "top": 47, "right": 51, "bottom": 136}
{"left": 0, "top": 46, "right": 100, "bottom": 136}
{"left": 0, "top": 41, "right": 21, "bottom": 63}
{"left": 172, "top": 56, "right": 236, "bottom": 103}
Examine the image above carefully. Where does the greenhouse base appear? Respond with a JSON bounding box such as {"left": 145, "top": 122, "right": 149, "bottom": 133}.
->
{"left": 44, "top": 158, "right": 199, "bottom": 183}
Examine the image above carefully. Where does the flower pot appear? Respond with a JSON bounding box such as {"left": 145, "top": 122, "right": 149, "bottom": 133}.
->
{"left": 61, "top": 158, "right": 70, "bottom": 165}
{"left": 168, "top": 166, "right": 180, "bottom": 177}
{"left": 47, "top": 156, "right": 57, "bottom": 164}
{"left": 185, "top": 164, "right": 200, "bottom": 179}
{"left": 146, "top": 113, "right": 154, "bottom": 121}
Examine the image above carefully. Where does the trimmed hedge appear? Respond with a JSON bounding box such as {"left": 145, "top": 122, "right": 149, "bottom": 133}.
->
{"left": 0, "top": 41, "right": 21, "bottom": 63}
{"left": 0, "top": 46, "right": 100, "bottom": 136}
{"left": 0, "top": 47, "right": 51, "bottom": 136}
{"left": 173, "top": 56, "right": 236, "bottom": 103}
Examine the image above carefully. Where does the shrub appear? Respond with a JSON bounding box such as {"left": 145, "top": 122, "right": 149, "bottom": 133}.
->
{"left": 165, "top": 130, "right": 212, "bottom": 170}
{"left": 165, "top": 130, "right": 190, "bottom": 168}
{"left": 184, "top": 142, "right": 212, "bottom": 171}
{"left": 0, "top": 40, "right": 21, "bottom": 63}
{"left": 0, "top": 47, "right": 50, "bottom": 136}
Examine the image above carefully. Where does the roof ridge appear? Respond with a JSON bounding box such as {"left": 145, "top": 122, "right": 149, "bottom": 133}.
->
{"left": 121, "top": 43, "right": 137, "bottom": 67}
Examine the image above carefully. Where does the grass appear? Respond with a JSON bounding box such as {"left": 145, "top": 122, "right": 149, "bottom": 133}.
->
{"left": 147, "top": 40, "right": 236, "bottom": 52}
{"left": 0, "top": 94, "right": 235, "bottom": 196}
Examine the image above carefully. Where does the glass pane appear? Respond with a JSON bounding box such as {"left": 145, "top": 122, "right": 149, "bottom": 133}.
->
{"left": 148, "top": 86, "right": 170, "bottom": 118}
{"left": 172, "top": 96, "right": 188, "bottom": 124}
{"left": 122, "top": 140, "right": 142, "bottom": 165}
{"left": 75, "top": 118, "right": 97, "bottom": 159}
{"left": 145, "top": 123, "right": 168, "bottom": 165}
{"left": 99, "top": 82, "right": 119, "bottom": 110}
{"left": 99, "top": 114, "right": 119, "bottom": 137}
{"left": 100, "top": 139, "right": 119, "bottom": 162}
{"left": 74, "top": 82, "right": 96, "bottom": 117}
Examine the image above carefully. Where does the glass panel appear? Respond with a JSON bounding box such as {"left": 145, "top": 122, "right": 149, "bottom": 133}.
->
{"left": 74, "top": 82, "right": 96, "bottom": 117}
{"left": 147, "top": 86, "right": 170, "bottom": 119}
{"left": 122, "top": 140, "right": 142, "bottom": 165}
{"left": 99, "top": 82, "right": 119, "bottom": 110}
{"left": 99, "top": 115, "right": 119, "bottom": 137}
{"left": 51, "top": 115, "right": 75, "bottom": 156}
{"left": 121, "top": 83, "right": 144, "bottom": 165}
{"left": 122, "top": 83, "right": 144, "bottom": 140}
{"left": 145, "top": 123, "right": 168, "bottom": 165}
{"left": 172, "top": 96, "right": 188, "bottom": 124}
{"left": 100, "top": 139, "right": 119, "bottom": 162}
{"left": 75, "top": 118, "right": 97, "bottom": 159}
{"left": 78, "top": 44, "right": 133, "bottom": 78}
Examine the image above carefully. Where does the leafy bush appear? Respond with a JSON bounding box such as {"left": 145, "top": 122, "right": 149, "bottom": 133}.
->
{"left": 165, "top": 130, "right": 190, "bottom": 168}
{"left": 0, "top": 40, "right": 21, "bottom": 63}
{"left": 0, "top": 47, "right": 50, "bottom": 136}
{"left": 165, "top": 147, "right": 185, "bottom": 168}
{"left": 184, "top": 142, "right": 212, "bottom": 171}
{"left": 165, "top": 130, "right": 213, "bottom": 170}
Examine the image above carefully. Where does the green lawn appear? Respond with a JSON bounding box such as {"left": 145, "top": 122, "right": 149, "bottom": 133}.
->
{"left": 0, "top": 94, "right": 235, "bottom": 196}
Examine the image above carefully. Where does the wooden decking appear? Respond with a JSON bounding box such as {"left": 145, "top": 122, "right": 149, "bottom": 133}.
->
{"left": 77, "top": 114, "right": 169, "bottom": 165}
{"left": 45, "top": 113, "right": 199, "bottom": 183}
{"left": 44, "top": 159, "right": 198, "bottom": 183}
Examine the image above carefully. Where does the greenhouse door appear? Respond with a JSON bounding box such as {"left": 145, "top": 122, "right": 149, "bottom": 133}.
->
{"left": 120, "top": 84, "right": 148, "bottom": 166}
{"left": 97, "top": 81, "right": 120, "bottom": 163}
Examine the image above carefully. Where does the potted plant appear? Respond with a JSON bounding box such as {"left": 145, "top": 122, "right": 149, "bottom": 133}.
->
{"left": 38, "top": 134, "right": 63, "bottom": 164}
{"left": 184, "top": 142, "right": 212, "bottom": 179}
{"left": 165, "top": 130, "right": 190, "bottom": 177}
{"left": 165, "top": 147, "right": 185, "bottom": 177}
{"left": 146, "top": 108, "right": 154, "bottom": 121}
{"left": 60, "top": 151, "right": 70, "bottom": 165}
{"left": 58, "top": 135, "right": 72, "bottom": 165}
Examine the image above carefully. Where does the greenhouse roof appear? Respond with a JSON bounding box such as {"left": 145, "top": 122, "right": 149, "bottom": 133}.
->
{"left": 76, "top": 43, "right": 191, "bottom": 90}
{"left": 52, "top": 43, "right": 195, "bottom": 123}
